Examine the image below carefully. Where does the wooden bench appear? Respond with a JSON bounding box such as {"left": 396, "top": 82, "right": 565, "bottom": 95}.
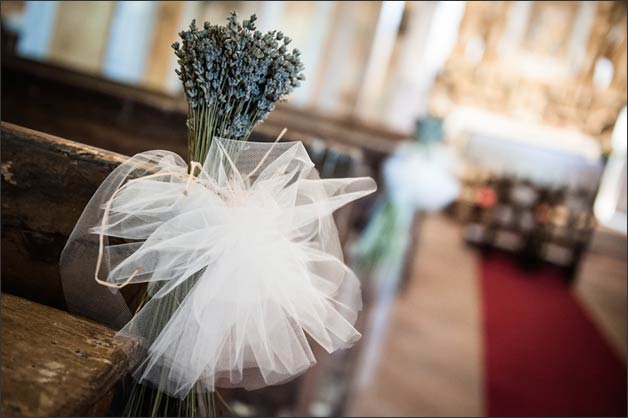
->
{"left": 1, "top": 123, "right": 144, "bottom": 416}
{"left": 1, "top": 293, "right": 140, "bottom": 416}
{"left": 1, "top": 55, "right": 399, "bottom": 170}
{"left": 1, "top": 122, "right": 130, "bottom": 309}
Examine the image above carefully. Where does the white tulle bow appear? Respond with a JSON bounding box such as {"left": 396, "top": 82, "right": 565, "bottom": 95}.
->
{"left": 60, "top": 138, "right": 376, "bottom": 397}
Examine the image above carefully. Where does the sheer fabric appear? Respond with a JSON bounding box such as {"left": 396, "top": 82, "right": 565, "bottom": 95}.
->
{"left": 60, "top": 138, "right": 376, "bottom": 398}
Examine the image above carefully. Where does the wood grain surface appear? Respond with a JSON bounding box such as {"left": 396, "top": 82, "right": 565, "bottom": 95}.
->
{"left": 0, "top": 122, "right": 137, "bottom": 311}
{"left": 1, "top": 293, "right": 140, "bottom": 416}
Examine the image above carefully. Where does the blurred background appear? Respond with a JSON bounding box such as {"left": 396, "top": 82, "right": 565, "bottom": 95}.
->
{"left": 1, "top": 1, "right": 626, "bottom": 417}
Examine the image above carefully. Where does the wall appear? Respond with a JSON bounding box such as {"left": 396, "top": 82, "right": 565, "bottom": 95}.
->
{"left": 430, "top": 1, "right": 627, "bottom": 151}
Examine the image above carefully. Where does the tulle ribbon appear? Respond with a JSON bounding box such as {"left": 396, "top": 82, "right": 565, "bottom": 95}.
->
{"left": 60, "top": 137, "right": 376, "bottom": 398}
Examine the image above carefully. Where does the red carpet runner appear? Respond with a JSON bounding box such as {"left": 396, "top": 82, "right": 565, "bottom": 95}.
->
{"left": 480, "top": 255, "right": 627, "bottom": 416}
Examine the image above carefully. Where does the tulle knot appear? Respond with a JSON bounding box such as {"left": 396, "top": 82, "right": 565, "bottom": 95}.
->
{"left": 60, "top": 138, "right": 376, "bottom": 397}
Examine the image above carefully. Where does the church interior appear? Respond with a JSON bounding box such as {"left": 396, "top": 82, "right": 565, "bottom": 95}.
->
{"left": 1, "top": 1, "right": 626, "bottom": 417}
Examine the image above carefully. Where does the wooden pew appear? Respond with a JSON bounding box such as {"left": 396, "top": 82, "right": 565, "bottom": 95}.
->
{"left": 1, "top": 122, "right": 128, "bottom": 309}
{"left": 1, "top": 124, "right": 152, "bottom": 415}
{"left": 1, "top": 124, "right": 144, "bottom": 417}
{"left": 1, "top": 294, "right": 140, "bottom": 416}
{"left": 1, "top": 55, "right": 399, "bottom": 171}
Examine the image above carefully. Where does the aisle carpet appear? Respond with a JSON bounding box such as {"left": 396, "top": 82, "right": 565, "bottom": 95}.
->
{"left": 480, "top": 254, "right": 627, "bottom": 417}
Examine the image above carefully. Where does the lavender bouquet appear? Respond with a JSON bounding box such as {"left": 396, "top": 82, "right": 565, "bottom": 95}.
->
{"left": 60, "top": 11, "right": 374, "bottom": 418}
{"left": 126, "top": 12, "right": 304, "bottom": 416}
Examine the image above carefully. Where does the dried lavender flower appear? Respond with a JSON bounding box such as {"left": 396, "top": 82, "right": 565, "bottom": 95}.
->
{"left": 174, "top": 11, "right": 305, "bottom": 161}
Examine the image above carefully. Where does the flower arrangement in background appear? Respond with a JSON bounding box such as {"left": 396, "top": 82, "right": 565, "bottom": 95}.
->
{"left": 356, "top": 116, "right": 460, "bottom": 274}
{"left": 352, "top": 116, "right": 458, "bottom": 388}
